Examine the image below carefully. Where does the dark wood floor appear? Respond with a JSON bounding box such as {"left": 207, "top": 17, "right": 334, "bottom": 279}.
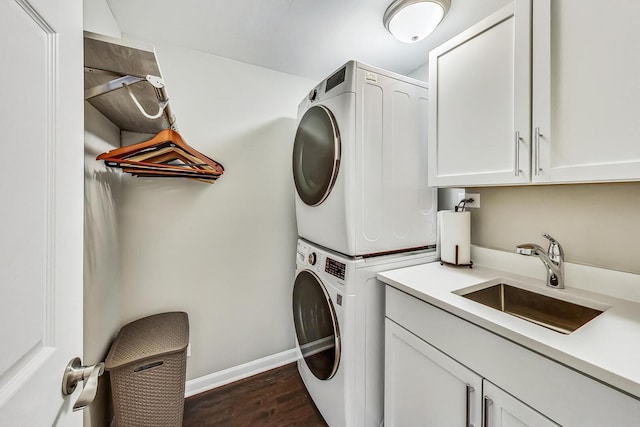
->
{"left": 183, "top": 363, "right": 328, "bottom": 426}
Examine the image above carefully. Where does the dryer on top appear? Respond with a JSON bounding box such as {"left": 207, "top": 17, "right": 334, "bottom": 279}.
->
{"left": 292, "top": 61, "right": 437, "bottom": 257}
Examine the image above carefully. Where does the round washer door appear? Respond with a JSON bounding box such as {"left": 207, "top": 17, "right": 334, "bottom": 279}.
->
{"left": 292, "top": 105, "right": 341, "bottom": 206}
{"left": 292, "top": 270, "right": 341, "bottom": 380}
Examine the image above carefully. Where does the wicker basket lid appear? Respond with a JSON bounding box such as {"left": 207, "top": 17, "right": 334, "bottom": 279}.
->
{"left": 105, "top": 311, "right": 189, "bottom": 370}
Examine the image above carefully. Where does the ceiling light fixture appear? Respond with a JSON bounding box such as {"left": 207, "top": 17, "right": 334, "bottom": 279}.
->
{"left": 383, "top": 0, "right": 451, "bottom": 43}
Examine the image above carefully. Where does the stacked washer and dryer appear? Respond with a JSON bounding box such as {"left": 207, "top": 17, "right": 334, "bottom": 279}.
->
{"left": 291, "top": 61, "right": 438, "bottom": 427}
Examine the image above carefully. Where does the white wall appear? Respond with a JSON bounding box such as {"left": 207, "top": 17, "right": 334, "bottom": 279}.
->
{"left": 84, "top": 104, "right": 123, "bottom": 426}
{"left": 83, "top": 0, "right": 121, "bottom": 38}
{"left": 82, "top": 0, "right": 316, "bottom": 407}
{"left": 83, "top": 3, "right": 123, "bottom": 426}
{"left": 468, "top": 183, "right": 640, "bottom": 275}
{"left": 408, "top": 62, "right": 429, "bottom": 82}
{"left": 117, "top": 43, "right": 315, "bottom": 380}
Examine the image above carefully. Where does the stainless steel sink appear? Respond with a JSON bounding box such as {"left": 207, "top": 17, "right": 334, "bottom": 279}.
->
{"left": 460, "top": 283, "right": 604, "bottom": 334}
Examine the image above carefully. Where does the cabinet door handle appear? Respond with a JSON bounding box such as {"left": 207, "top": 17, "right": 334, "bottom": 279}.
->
{"left": 514, "top": 131, "right": 522, "bottom": 177}
{"left": 466, "top": 384, "right": 475, "bottom": 427}
{"left": 534, "top": 127, "right": 542, "bottom": 176}
{"left": 483, "top": 396, "right": 493, "bottom": 427}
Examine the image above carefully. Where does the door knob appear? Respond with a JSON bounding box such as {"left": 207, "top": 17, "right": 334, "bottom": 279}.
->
{"left": 62, "top": 357, "right": 105, "bottom": 411}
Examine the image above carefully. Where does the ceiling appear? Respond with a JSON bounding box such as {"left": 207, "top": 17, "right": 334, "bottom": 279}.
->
{"left": 106, "top": 0, "right": 510, "bottom": 82}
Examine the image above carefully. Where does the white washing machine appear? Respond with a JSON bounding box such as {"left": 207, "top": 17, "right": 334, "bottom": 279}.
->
{"left": 292, "top": 239, "right": 437, "bottom": 427}
{"left": 292, "top": 61, "right": 437, "bottom": 257}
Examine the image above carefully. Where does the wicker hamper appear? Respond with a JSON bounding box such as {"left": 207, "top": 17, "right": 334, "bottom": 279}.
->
{"left": 105, "top": 311, "right": 189, "bottom": 427}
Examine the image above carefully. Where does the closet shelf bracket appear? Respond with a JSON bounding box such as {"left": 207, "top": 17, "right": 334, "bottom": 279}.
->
{"left": 84, "top": 31, "right": 177, "bottom": 134}
{"left": 84, "top": 73, "right": 145, "bottom": 100}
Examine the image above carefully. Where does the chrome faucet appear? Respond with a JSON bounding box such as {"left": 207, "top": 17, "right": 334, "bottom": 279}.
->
{"left": 516, "top": 234, "right": 565, "bottom": 289}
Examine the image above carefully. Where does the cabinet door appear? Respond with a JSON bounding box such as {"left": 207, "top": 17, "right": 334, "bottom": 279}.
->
{"left": 428, "top": 1, "right": 531, "bottom": 187}
{"left": 385, "top": 319, "right": 482, "bottom": 427}
{"left": 483, "top": 381, "right": 559, "bottom": 427}
{"left": 532, "top": 0, "right": 640, "bottom": 183}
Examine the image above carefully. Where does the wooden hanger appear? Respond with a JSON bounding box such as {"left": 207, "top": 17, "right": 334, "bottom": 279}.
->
{"left": 124, "top": 145, "right": 205, "bottom": 166}
{"left": 122, "top": 168, "right": 218, "bottom": 183}
{"left": 104, "top": 157, "right": 219, "bottom": 176}
{"left": 97, "top": 129, "right": 224, "bottom": 182}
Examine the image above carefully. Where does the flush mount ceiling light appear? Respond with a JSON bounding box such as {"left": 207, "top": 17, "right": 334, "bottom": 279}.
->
{"left": 383, "top": 0, "right": 451, "bottom": 43}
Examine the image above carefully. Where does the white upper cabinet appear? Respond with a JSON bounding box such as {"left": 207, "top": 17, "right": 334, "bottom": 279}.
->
{"left": 428, "top": 1, "right": 532, "bottom": 186}
{"left": 532, "top": 0, "right": 640, "bottom": 183}
{"left": 430, "top": 0, "right": 640, "bottom": 187}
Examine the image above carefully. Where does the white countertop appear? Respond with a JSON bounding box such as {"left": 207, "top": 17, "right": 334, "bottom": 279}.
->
{"left": 378, "top": 259, "right": 640, "bottom": 399}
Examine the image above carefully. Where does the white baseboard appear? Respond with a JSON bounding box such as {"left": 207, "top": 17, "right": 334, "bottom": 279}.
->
{"left": 184, "top": 348, "right": 299, "bottom": 398}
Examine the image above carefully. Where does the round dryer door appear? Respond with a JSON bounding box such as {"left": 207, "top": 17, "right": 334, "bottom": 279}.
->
{"left": 292, "top": 105, "right": 341, "bottom": 206}
{"left": 292, "top": 270, "right": 341, "bottom": 380}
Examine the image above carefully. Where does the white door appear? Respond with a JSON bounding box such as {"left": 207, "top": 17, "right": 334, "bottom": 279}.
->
{"left": 532, "top": 0, "right": 640, "bottom": 183}
{"left": 428, "top": 1, "right": 531, "bottom": 187}
{"left": 483, "top": 381, "right": 559, "bottom": 427}
{"left": 384, "top": 319, "right": 482, "bottom": 427}
{"left": 292, "top": 105, "right": 341, "bottom": 207}
{"left": 292, "top": 270, "right": 341, "bottom": 381}
{"left": 0, "top": 0, "right": 83, "bottom": 425}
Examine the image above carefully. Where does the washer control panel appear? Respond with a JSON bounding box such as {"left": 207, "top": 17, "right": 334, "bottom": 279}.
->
{"left": 325, "top": 258, "right": 346, "bottom": 280}
{"left": 308, "top": 252, "right": 317, "bottom": 266}
{"left": 297, "top": 240, "right": 346, "bottom": 281}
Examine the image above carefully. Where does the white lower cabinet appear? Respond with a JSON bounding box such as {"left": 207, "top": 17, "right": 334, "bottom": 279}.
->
{"left": 385, "top": 320, "right": 482, "bottom": 426}
{"left": 483, "top": 380, "right": 558, "bottom": 427}
{"left": 384, "top": 286, "right": 640, "bottom": 427}
{"left": 385, "top": 319, "right": 557, "bottom": 427}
